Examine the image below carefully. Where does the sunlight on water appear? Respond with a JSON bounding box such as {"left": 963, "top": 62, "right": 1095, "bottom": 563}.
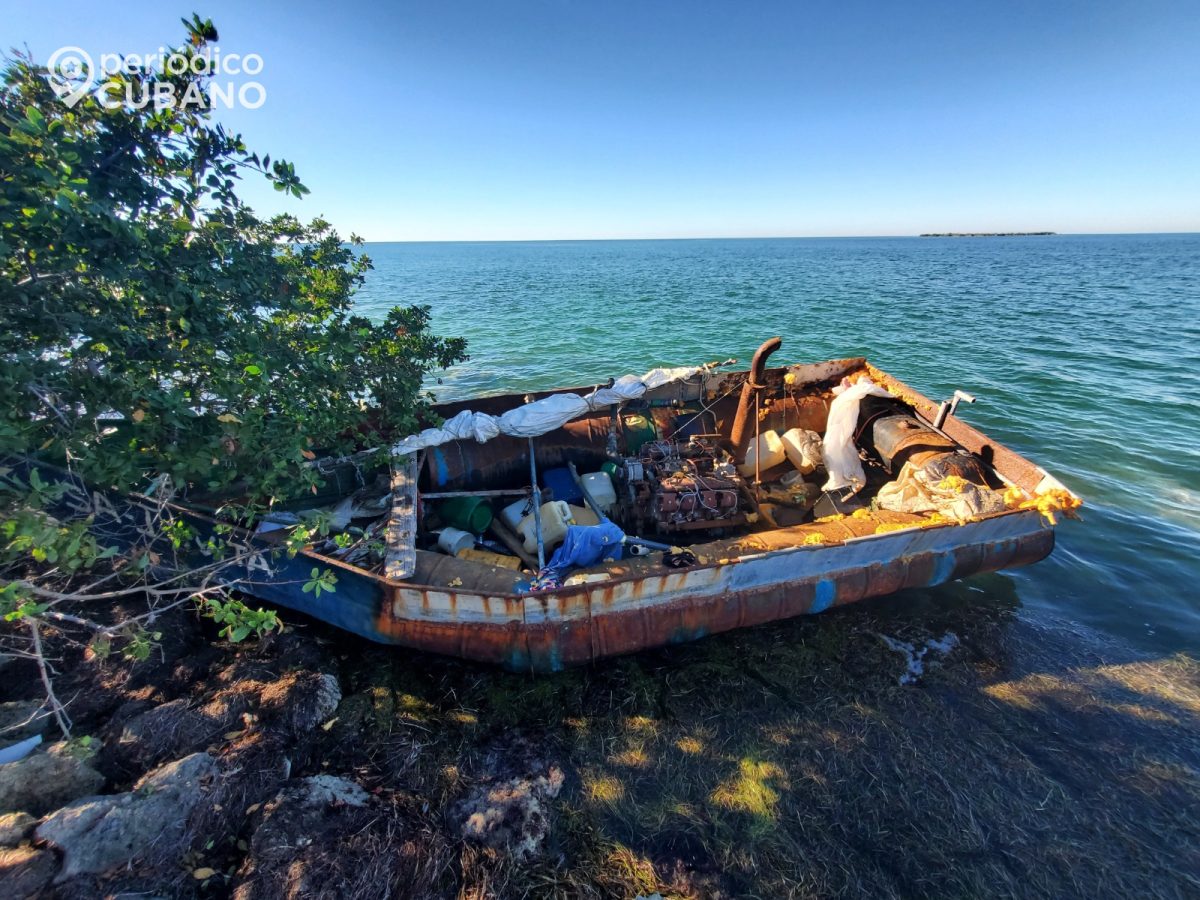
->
{"left": 352, "top": 234, "right": 1200, "bottom": 652}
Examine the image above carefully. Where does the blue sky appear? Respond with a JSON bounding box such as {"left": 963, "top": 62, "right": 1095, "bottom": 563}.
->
{"left": 4, "top": 1, "right": 1198, "bottom": 240}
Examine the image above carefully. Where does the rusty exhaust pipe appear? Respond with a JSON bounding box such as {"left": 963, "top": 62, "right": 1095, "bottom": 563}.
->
{"left": 729, "top": 336, "right": 782, "bottom": 458}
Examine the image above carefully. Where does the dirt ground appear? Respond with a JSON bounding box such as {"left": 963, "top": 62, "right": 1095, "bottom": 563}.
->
{"left": 2, "top": 573, "right": 1198, "bottom": 899}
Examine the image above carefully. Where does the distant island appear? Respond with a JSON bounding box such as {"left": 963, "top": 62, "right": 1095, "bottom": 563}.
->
{"left": 919, "top": 231, "right": 1056, "bottom": 237}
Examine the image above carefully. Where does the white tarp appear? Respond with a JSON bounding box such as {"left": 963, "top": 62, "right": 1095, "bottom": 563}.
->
{"left": 821, "top": 377, "right": 892, "bottom": 492}
{"left": 389, "top": 366, "right": 701, "bottom": 455}
{"left": 875, "top": 461, "right": 1007, "bottom": 522}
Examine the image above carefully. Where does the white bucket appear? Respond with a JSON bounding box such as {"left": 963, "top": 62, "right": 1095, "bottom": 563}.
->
{"left": 436, "top": 526, "right": 475, "bottom": 556}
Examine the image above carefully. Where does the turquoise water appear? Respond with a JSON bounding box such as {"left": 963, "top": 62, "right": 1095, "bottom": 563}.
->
{"left": 352, "top": 235, "right": 1200, "bottom": 653}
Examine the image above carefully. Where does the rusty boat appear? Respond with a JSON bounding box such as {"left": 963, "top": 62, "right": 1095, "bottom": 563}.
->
{"left": 217, "top": 342, "right": 1079, "bottom": 672}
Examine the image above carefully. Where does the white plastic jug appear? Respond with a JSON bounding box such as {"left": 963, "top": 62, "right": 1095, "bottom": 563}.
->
{"left": 499, "top": 497, "right": 535, "bottom": 531}
{"left": 581, "top": 471, "right": 617, "bottom": 513}
{"left": 780, "top": 428, "right": 824, "bottom": 474}
{"left": 738, "top": 430, "right": 787, "bottom": 477}
{"left": 517, "top": 500, "right": 574, "bottom": 553}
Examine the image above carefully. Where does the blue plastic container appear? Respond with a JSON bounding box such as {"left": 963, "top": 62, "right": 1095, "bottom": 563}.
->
{"left": 541, "top": 466, "right": 583, "bottom": 504}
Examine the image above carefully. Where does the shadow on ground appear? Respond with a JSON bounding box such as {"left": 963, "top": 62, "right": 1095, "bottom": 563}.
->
{"left": 3, "top": 574, "right": 1197, "bottom": 899}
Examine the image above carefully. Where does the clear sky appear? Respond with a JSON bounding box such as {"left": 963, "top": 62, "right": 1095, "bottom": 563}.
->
{"left": 4, "top": 1, "right": 1198, "bottom": 240}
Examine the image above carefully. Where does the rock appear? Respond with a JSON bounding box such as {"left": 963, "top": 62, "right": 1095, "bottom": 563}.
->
{"left": 287, "top": 774, "right": 370, "bottom": 808}
{"left": 0, "top": 811, "right": 37, "bottom": 846}
{"left": 258, "top": 671, "right": 342, "bottom": 734}
{"left": 110, "top": 695, "right": 245, "bottom": 771}
{"left": 0, "top": 741, "right": 105, "bottom": 816}
{"left": 36, "top": 752, "right": 218, "bottom": 880}
{"left": 456, "top": 765, "right": 565, "bottom": 859}
{"left": 307, "top": 674, "right": 343, "bottom": 729}
{"left": 0, "top": 846, "right": 58, "bottom": 899}
{"left": 0, "top": 701, "right": 52, "bottom": 743}
{"left": 233, "top": 776, "right": 373, "bottom": 898}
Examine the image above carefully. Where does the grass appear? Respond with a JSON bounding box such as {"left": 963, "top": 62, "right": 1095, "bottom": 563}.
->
{"left": 303, "top": 571, "right": 1200, "bottom": 898}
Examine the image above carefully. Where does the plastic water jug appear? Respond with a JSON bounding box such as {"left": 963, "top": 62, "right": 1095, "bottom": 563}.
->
{"left": 499, "top": 497, "right": 535, "bottom": 531}
{"left": 517, "top": 500, "right": 574, "bottom": 553}
{"left": 780, "top": 428, "right": 823, "bottom": 474}
{"left": 738, "top": 430, "right": 787, "bottom": 477}
{"left": 581, "top": 471, "right": 618, "bottom": 514}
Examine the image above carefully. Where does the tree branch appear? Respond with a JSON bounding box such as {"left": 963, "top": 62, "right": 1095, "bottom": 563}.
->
{"left": 28, "top": 620, "right": 71, "bottom": 738}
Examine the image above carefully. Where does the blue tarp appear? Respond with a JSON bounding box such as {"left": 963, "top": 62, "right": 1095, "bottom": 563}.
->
{"left": 545, "top": 519, "right": 626, "bottom": 577}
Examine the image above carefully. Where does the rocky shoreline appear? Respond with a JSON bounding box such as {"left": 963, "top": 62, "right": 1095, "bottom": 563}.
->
{"left": 1, "top": 581, "right": 1197, "bottom": 898}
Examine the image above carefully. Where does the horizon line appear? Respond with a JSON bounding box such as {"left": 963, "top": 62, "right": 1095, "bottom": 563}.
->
{"left": 347, "top": 230, "right": 1199, "bottom": 244}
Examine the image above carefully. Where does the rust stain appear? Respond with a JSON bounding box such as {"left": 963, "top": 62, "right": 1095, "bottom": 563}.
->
{"left": 370, "top": 530, "right": 1054, "bottom": 671}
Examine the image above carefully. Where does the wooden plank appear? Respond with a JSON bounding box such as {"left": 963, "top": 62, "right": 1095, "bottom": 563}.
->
{"left": 384, "top": 453, "right": 418, "bottom": 580}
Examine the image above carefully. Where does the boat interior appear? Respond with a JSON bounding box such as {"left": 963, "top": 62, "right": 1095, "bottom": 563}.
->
{"left": 270, "top": 352, "right": 1062, "bottom": 595}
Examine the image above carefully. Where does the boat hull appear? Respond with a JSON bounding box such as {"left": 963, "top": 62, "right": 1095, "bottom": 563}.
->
{"left": 237, "top": 507, "right": 1053, "bottom": 672}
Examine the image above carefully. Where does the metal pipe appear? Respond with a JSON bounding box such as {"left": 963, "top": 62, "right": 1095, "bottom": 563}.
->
{"left": 933, "top": 389, "right": 977, "bottom": 429}
{"left": 729, "top": 337, "right": 782, "bottom": 457}
{"left": 624, "top": 535, "right": 672, "bottom": 552}
{"left": 528, "top": 437, "right": 545, "bottom": 570}
{"left": 567, "top": 461, "right": 605, "bottom": 520}
{"left": 754, "top": 389, "right": 762, "bottom": 485}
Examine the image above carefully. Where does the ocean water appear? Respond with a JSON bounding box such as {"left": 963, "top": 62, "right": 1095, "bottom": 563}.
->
{"left": 352, "top": 235, "right": 1200, "bottom": 653}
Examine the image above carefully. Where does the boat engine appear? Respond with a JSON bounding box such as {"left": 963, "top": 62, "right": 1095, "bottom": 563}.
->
{"left": 615, "top": 438, "right": 748, "bottom": 535}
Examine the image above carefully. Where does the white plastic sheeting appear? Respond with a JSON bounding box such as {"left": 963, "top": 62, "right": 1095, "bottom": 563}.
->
{"left": 821, "top": 377, "right": 892, "bottom": 492}
{"left": 875, "top": 462, "right": 1007, "bottom": 522}
{"left": 389, "top": 366, "right": 702, "bottom": 456}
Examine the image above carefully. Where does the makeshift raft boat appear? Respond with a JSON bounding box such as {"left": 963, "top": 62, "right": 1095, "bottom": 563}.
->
{"left": 219, "top": 344, "right": 1080, "bottom": 672}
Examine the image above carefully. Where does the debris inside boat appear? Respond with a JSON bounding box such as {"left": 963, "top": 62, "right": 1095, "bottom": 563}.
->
{"left": 214, "top": 341, "right": 1081, "bottom": 671}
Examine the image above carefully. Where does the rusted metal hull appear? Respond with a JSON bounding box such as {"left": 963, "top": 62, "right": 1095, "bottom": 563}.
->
{"left": 217, "top": 358, "right": 1068, "bottom": 672}
{"left": 371, "top": 511, "right": 1053, "bottom": 671}
{"left": 226, "top": 505, "right": 1054, "bottom": 673}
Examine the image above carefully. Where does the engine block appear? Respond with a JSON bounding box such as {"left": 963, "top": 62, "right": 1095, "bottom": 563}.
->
{"left": 616, "top": 438, "right": 748, "bottom": 534}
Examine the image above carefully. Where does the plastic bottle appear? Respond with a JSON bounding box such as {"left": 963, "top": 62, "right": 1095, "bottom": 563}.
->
{"left": 499, "top": 497, "right": 535, "bottom": 531}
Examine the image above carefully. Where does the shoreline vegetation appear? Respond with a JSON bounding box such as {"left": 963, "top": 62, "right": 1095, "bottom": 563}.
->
{"left": 919, "top": 232, "right": 1057, "bottom": 237}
